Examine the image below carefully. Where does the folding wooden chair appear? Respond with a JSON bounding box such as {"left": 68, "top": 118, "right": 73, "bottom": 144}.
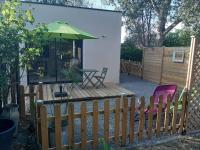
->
{"left": 94, "top": 67, "right": 108, "bottom": 88}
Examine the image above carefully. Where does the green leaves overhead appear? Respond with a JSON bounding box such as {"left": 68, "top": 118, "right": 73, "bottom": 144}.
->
{"left": 113, "top": 0, "right": 200, "bottom": 46}
{"left": 26, "top": 10, "right": 35, "bottom": 23}
{"left": 0, "top": 0, "right": 46, "bottom": 90}
{"left": 164, "top": 29, "right": 191, "bottom": 47}
{"left": 180, "top": 0, "right": 200, "bottom": 36}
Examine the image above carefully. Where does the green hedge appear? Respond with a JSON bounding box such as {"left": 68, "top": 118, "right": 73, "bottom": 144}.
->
{"left": 120, "top": 41, "right": 143, "bottom": 62}
{"left": 164, "top": 29, "right": 191, "bottom": 47}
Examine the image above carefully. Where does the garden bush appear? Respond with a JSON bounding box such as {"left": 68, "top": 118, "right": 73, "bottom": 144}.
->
{"left": 121, "top": 39, "right": 143, "bottom": 62}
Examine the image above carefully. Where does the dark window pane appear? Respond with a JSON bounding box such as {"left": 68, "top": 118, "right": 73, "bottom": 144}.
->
{"left": 27, "top": 40, "right": 83, "bottom": 84}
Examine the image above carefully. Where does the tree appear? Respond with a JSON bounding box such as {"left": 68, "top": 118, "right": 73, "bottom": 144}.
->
{"left": 121, "top": 37, "right": 143, "bottom": 62}
{"left": 64, "top": 0, "right": 92, "bottom": 7}
{"left": 111, "top": 0, "right": 200, "bottom": 47}
{"left": 112, "top": 0, "right": 183, "bottom": 47}
{"left": 32, "top": 0, "right": 93, "bottom": 7}
{"left": 121, "top": 1, "right": 156, "bottom": 47}
{"left": 164, "top": 29, "right": 191, "bottom": 47}
{"left": 180, "top": 0, "right": 200, "bottom": 37}
{"left": 0, "top": 0, "right": 46, "bottom": 110}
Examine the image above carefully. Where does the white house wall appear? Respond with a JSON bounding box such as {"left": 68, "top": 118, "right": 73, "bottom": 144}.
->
{"left": 21, "top": 2, "right": 122, "bottom": 84}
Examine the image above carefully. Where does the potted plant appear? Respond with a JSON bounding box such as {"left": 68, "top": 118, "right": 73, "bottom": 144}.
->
{"left": 0, "top": 0, "right": 46, "bottom": 149}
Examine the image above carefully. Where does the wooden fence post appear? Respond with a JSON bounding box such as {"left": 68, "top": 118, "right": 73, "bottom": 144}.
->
{"left": 121, "top": 97, "right": 128, "bottom": 146}
{"left": 36, "top": 101, "right": 43, "bottom": 145}
{"left": 19, "top": 85, "right": 25, "bottom": 118}
{"left": 54, "top": 104, "right": 62, "bottom": 150}
{"left": 172, "top": 94, "right": 179, "bottom": 134}
{"left": 129, "top": 96, "right": 135, "bottom": 143}
{"left": 114, "top": 98, "right": 120, "bottom": 144}
{"left": 138, "top": 97, "right": 145, "bottom": 142}
{"left": 156, "top": 96, "right": 163, "bottom": 137}
{"left": 68, "top": 103, "right": 75, "bottom": 149}
{"left": 81, "top": 102, "right": 87, "bottom": 150}
{"left": 38, "top": 83, "right": 43, "bottom": 100}
{"left": 104, "top": 100, "right": 110, "bottom": 143}
{"left": 179, "top": 92, "right": 187, "bottom": 133}
{"left": 29, "top": 85, "right": 35, "bottom": 116}
{"left": 147, "top": 96, "right": 154, "bottom": 139}
{"left": 40, "top": 105, "right": 49, "bottom": 150}
{"left": 93, "top": 101, "right": 99, "bottom": 149}
{"left": 35, "top": 83, "right": 43, "bottom": 143}
{"left": 164, "top": 96, "right": 171, "bottom": 133}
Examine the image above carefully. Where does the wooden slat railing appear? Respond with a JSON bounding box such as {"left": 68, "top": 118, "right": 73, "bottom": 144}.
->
{"left": 37, "top": 93, "right": 188, "bottom": 150}
{"left": 19, "top": 85, "right": 36, "bottom": 118}
{"left": 120, "top": 59, "right": 143, "bottom": 78}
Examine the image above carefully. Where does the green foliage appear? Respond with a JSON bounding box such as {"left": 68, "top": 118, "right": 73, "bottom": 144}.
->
{"left": 112, "top": 0, "right": 200, "bottom": 46}
{"left": 164, "top": 29, "right": 191, "bottom": 47}
{"left": 121, "top": 38, "right": 143, "bottom": 62}
{"left": 62, "top": 66, "right": 81, "bottom": 84}
{"left": 0, "top": 0, "right": 46, "bottom": 104}
{"left": 99, "top": 138, "right": 110, "bottom": 150}
{"left": 31, "top": 0, "right": 93, "bottom": 7}
{"left": 112, "top": 0, "right": 183, "bottom": 46}
{"left": 180, "top": 0, "right": 200, "bottom": 37}
{"left": 62, "top": 65, "right": 82, "bottom": 94}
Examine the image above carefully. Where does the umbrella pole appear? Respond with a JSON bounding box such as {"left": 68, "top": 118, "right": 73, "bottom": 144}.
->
{"left": 55, "top": 38, "right": 57, "bottom": 82}
{"left": 73, "top": 40, "right": 75, "bottom": 58}
{"left": 60, "top": 34, "right": 62, "bottom": 92}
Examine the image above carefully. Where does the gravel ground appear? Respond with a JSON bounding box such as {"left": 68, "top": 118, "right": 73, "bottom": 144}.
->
{"left": 133, "top": 135, "right": 200, "bottom": 150}
{"left": 11, "top": 118, "right": 39, "bottom": 150}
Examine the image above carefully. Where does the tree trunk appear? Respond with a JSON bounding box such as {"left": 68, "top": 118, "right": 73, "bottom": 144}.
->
{"left": 157, "top": 17, "right": 166, "bottom": 46}
{"left": 157, "top": 31, "right": 165, "bottom": 46}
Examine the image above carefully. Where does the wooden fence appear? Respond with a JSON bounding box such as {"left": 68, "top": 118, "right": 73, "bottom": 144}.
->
{"left": 19, "top": 85, "right": 36, "bottom": 118}
{"left": 120, "top": 59, "right": 142, "bottom": 78}
{"left": 143, "top": 47, "right": 190, "bottom": 87}
{"left": 37, "top": 93, "right": 188, "bottom": 150}
{"left": 19, "top": 84, "right": 44, "bottom": 118}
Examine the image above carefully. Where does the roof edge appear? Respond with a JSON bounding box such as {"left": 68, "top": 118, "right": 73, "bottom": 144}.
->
{"left": 22, "top": 1, "right": 122, "bottom": 13}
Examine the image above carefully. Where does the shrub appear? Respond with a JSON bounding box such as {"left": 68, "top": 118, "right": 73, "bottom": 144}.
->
{"left": 121, "top": 39, "right": 143, "bottom": 62}
{"left": 164, "top": 29, "right": 191, "bottom": 47}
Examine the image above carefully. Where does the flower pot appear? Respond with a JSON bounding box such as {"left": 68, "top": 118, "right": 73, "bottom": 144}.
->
{"left": 2, "top": 104, "right": 19, "bottom": 136}
{"left": 0, "top": 119, "right": 16, "bottom": 150}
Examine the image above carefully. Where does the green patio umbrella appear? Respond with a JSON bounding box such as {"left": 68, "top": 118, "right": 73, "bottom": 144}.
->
{"left": 44, "top": 21, "right": 97, "bottom": 58}
{"left": 42, "top": 21, "right": 97, "bottom": 97}
{"left": 45, "top": 21, "right": 97, "bottom": 39}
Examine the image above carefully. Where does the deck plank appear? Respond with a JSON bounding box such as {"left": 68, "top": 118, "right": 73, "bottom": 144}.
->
{"left": 27, "top": 83, "right": 135, "bottom": 103}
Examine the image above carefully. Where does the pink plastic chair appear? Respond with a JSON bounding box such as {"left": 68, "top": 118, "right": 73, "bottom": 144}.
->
{"left": 145, "top": 84, "right": 177, "bottom": 114}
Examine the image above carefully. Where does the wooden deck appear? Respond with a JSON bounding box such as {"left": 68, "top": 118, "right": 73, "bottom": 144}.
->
{"left": 25, "top": 83, "right": 135, "bottom": 103}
